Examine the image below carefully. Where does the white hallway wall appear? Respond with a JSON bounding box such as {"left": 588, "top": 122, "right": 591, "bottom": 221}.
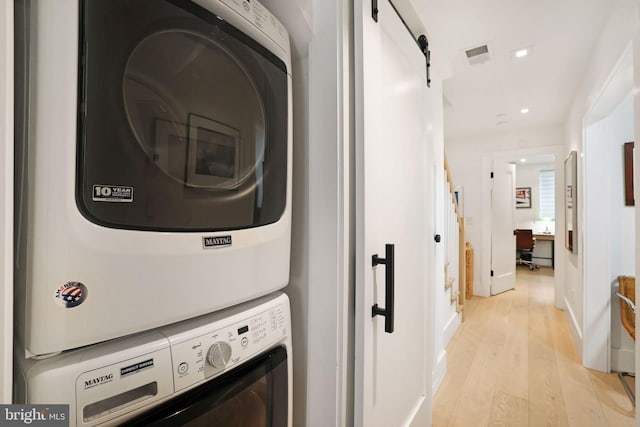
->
{"left": 562, "top": 0, "right": 639, "bottom": 368}
{"left": 584, "top": 93, "right": 635, "bottom": 372}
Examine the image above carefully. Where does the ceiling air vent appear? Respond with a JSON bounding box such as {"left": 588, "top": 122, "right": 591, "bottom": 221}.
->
{"left": 465, "top": 44, "right": 490, "bottom": 66}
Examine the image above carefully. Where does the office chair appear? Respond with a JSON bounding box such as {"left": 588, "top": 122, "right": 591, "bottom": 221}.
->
{"left": 616, "top": 275, "right": 635, "bottom": 406}
{"left": 515, "top": 229, "right": 539, "bottom": 270}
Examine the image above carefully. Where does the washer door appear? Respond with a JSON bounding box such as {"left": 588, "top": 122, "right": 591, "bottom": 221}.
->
{"left": 78, "top": 0, "right": 288, "bottom": 231}
{"left": 121, "top": 346, "right": 288, "bottom": 427}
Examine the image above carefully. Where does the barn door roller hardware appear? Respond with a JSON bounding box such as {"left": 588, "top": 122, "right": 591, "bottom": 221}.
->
{"left": 418, "top": 34, "right": 432, "bottom": 87}
{"left": 371, "top": 0, "right": 432, "bottom": 87}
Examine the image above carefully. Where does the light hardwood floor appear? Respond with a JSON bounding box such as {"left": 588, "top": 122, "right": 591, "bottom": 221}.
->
{"left": 433, "top": 267, "right": 636, "bottom": 427}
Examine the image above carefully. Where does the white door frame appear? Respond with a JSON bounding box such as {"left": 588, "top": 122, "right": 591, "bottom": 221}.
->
{"left": 304, "top": 0, "right": 352, "bottom": 426}
{"left": 0, "top": 0, "right": 14, "bottom": 404}
{"left": 480, "top": 145, "right": 565, "bottom": 307}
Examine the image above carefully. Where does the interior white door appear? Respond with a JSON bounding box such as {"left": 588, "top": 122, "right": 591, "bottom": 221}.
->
{"left": 490, "top": 160, "right": 516, "bottom": 295}
{"left": 354, "top": 0, "right": 432, "bottom": 426}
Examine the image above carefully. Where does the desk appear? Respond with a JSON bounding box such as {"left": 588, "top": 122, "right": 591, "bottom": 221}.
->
{"left": 533, "top": 233, "right": 554, "bottom": 268}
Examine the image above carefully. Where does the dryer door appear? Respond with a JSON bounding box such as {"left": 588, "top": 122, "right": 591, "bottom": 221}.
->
{"left": 78, "top": 0, "right": 288, "bottom": 231}
{"left": 121, "top": 346, "right": 288, "bottom": 426}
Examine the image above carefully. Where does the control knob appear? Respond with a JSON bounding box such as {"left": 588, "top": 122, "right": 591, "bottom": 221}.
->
{"left": 206, "top": 342, "right": 232, "bottom": 369}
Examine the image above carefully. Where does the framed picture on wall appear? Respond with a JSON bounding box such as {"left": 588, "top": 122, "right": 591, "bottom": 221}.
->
{"left": 515, "top": 187, "right": 531, "bottom": 208}
{"left": 565, "top": 151, "right": 578, "bottom": 253}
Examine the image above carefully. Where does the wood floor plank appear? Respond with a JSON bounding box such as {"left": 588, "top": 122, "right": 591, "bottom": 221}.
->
{"left": 528, "top": 350, "right": 569, "bottom": 426}
{"left": 494, "top": 282, "right": 529, "bottom": 401}
{"left": 546, "top": 300, "right": 612, "bottom": 426}
{"left": 488, "top": 390, "right": 528, "bottom": 427}
{"left": 446, "top": 292, "right": 512, "bottom": 427}
{"left": 432, "top": 296, "right": 498, "bottom": 427}
{"left": 432, "top": 267, "right": 636, "bottom": 427}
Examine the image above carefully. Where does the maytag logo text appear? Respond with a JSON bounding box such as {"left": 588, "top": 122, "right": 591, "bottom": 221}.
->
{"left": 203, "top": 235, "right": 232, "bottom": 249}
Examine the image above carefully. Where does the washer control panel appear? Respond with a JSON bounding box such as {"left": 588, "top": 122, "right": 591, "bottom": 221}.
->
{"left": 169, "top": 303, "right": 288, "bottom": 391}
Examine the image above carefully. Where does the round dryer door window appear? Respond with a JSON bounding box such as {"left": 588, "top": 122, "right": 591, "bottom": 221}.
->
{"left": 77, "top": 0, "right": 288, "bottom": 232}
{"left": 123, "top": 30, "right": 266, "bottom": 191}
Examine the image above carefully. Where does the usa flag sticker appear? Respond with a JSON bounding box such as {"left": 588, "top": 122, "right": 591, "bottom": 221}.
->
{"left": 55, "top": 282, "right": 88, "bottom": 308}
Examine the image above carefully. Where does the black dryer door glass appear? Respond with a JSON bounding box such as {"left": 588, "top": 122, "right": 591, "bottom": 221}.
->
{"left": 78, "top": 0, "right": 288, "bottom": 231}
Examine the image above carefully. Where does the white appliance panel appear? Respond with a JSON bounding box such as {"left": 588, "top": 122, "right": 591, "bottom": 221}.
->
{"left": 15, "top": 292, "right": 292, "bottom": 427}
{"left": 18, "top": 332, "right": 173, "bottom": 427}
{"left": 167, "top": 299, "right": 289, "bottom": 391}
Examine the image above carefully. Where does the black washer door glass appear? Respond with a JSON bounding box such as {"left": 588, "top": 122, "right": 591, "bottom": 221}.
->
{"left": 121, "top": 346, "right": 288, "bottom": 427}
{"left": 78, "top": 0, "right": 288, "bottom": 231}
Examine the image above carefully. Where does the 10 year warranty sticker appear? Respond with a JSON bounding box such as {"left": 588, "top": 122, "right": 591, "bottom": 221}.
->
{"left": 92, "top": 185, "right": 133, "bottom": 203}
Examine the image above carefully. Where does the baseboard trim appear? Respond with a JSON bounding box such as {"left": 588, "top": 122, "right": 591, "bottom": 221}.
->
{"left": 432, "top": 349, "right": 447, "bottom": 394}
{"left": 443, "top": 311, "right": 462, "bottom": 347}
{"left": 564, "top": 296, "right": 583, "bottom": 360}
{"left": 611, "top": 348, "right": 635, "bottom": 373}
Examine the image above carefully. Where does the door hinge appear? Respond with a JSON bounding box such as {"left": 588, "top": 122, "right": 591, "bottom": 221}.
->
{"left": 491, "top": 270, "right": 494, "bottom": 277}
{"left": 372, "top": 0, "right": 378, "bottom": 22}
{"left": 490, "top": 172, "right": 494, "bottom": 178}
{"left": 513, "top": 230, "right": 517, "bottom": 236}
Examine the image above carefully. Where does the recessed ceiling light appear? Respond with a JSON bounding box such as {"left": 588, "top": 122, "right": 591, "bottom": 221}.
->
{"left": 515, "top": 48, "right": 528, "bottom": 58}
{"left": 520, "top": 108, "right": 529, "bottom": 114}
{"left": 520, "top": 158, "right": 527, "bottom": 163}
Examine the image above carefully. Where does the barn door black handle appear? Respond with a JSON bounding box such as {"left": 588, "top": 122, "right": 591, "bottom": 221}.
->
{"left": 372, "top": 244, "right": 395, "bottom": 333}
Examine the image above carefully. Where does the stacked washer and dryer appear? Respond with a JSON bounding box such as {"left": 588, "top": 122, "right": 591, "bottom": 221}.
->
{"left": 13, "top": 0, "right": 293, "bottom": 425}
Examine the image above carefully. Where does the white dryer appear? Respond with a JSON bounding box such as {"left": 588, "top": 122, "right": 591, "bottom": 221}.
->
{"left": 14, "top": 292, "right": 292, "bottom": 427}
{"left": 14, "top": 0, "right": 292, "bottom": 357}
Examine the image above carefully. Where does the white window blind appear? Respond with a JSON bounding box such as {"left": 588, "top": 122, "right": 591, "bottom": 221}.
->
{"left": 538, "top": 169, "right": 555, "bottom": 220}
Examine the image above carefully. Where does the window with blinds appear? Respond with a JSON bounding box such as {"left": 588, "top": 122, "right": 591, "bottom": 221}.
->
{"left": 538, "top": 169, "right": 555, "bottom": 220}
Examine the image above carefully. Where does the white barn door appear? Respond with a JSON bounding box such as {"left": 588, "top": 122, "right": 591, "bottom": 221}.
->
{"left": 354, "top": 0, "right": 434, "bottom": 425}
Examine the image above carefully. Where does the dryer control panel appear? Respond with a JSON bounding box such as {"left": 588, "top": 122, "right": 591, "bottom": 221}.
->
{"left": 218, "top": 0, "right": 289, "bottom": 51}
{"left": 167, "top": 302, "right": 288, "bottom": 392}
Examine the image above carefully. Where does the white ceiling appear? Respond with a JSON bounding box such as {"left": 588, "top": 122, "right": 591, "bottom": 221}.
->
{"left": 418, "top": 0, "right": 615, "bottom": 140}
